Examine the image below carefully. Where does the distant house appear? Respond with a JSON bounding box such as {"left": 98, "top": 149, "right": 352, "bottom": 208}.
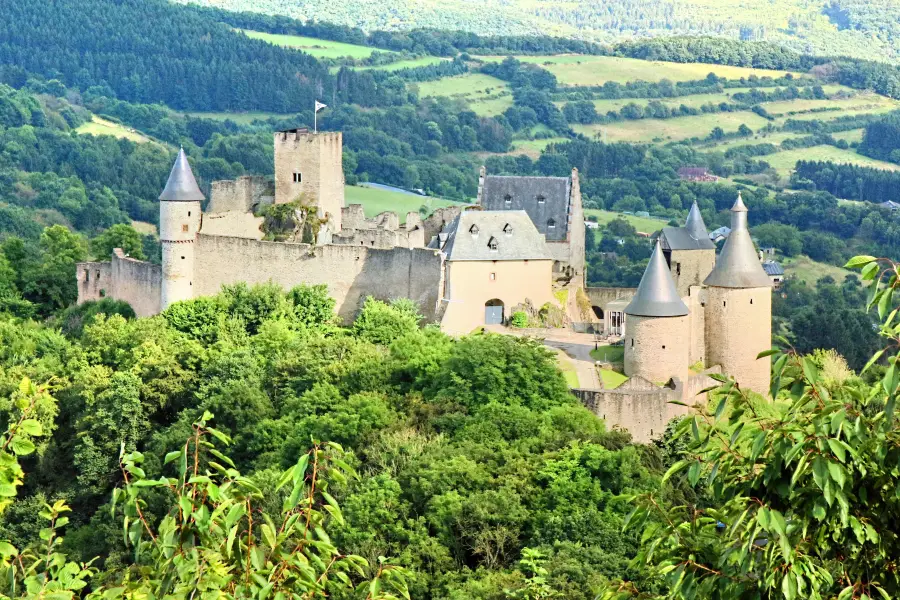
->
{"left": 762, "top": 260, "right": 785, "bottom": 289}
{"left": 677, "top": 167, "right": 719, "bottom": 182}
{"left": 585, "top": 221, "right": 600, "bottom": 229}
{"left": 880, "top": 200, "right": 900, "bottom": 211}
{"left": 709, "top": 226, "right": 731, "bottom": 243}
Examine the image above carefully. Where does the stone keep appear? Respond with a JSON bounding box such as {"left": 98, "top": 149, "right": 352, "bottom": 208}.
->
{"left": 274, "top": 129, "right": 345, "bottom": 231}
{"left": 624, "top": 240, "right": 690, "bottom": 386}
{"left": 703, "top": 192, "right": 773, "bottom": 393}
{"left": 160, "top": 149, "right": 204, "bottom": 310}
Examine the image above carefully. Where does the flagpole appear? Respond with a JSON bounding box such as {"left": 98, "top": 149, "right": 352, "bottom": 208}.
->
{"left": 314, "top": 101, "right": 317, "bottom": 134}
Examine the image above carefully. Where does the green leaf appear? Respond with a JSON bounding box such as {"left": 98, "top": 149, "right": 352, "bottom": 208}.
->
{"left": 879, "top": 286, "right": 894, "bottom": 320}
{"left": 163, "top": 451, "right": 180, "bottom": 465}
{"left": 862, "top": 261, "right": 880, "bottom": 281}
{"left": 0, "top": 541, "right": 17, "bottom": 558}
{"left": 828, "top": 461, "right": 847, "bottom": 489}
{"left": 19, "top": 419, "right": 41, "bottom": 436}
{"left": 687, "top": 461, "right": 701, "bottom": 487}
{"left": 10, "top": 438, "right": 35, "bottom": 456}
{"left": 812, "top": 457, "right": 828, "bottom": 491}
{"left": 845, "top": 255, "right": 877, "bottom": 269}
{"left": 863, "top": 348, "right": 886, "bottom": 374}
{"left": 827, "top": 438, "right": 846, "bottom": 462}
{"left": 662, "top": 460, "right": 689, "bottom": 484}
{"left": 757, "top": 348, "right": 780, "bottom": 359}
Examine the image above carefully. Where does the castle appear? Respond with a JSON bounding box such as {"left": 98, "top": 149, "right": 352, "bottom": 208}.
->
{"left": 77, "top": 129, "right": 584, "bottom": 334}
{"left": 76, "top": 128, "right": 773, "bottom": 440}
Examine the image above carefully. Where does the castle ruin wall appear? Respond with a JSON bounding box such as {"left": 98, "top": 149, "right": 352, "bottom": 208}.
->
{"left": 193, "top": 234, "right": 444, "bottom": 322}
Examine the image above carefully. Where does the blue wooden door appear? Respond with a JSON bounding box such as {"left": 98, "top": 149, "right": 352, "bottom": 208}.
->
{"left": 485, "top": 303, "right": 503, "bottom": 324}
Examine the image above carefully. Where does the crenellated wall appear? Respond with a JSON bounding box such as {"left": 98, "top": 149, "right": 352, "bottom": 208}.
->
{"left": 193, "top": 234, "right": 444, "bottom": 322}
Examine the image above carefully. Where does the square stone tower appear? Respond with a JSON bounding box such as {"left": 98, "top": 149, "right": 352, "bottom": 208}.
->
{"left": 274, "top": 129, "right": 345, "bottom": 231}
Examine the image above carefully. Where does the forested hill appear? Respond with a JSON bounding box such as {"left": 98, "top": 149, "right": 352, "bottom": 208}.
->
{"left": 0, "top": 0, "right": 329, "bottom": 112}
{"left": 177, "top": 0, "right": 900, "bottom": 62}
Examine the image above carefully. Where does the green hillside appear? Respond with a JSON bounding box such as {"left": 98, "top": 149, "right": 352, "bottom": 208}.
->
{"left": 174, "top": 0, "right": 900, "bottom": 61}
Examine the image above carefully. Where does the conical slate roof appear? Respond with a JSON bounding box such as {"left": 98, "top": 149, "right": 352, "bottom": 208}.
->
{"left": 685, "top": 201, "right": 711, "bottom": 240}
{"left": 703, "top": 192, "right": 771, "bottom": 289}
{"left": 625, "top": 240, "right": 689, "bottom": 317}
{"left": 159, "top": 148, "right": 205, "bottom": 202}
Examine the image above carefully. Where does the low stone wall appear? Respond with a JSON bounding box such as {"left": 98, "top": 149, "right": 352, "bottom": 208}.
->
{"left": 573, "top": 377, "right": 678, "bottom": 442}
{"left": 194, "top": 234, "right": 444, "bottom": 322}
{"left": 76, "top": 251, "right": 161, "bottom": 317}
{"left": 586, "top": 286, "right": 638, "bottom": 309}
{"left": 573, "top": 370, "right": 717, "bottom": 443}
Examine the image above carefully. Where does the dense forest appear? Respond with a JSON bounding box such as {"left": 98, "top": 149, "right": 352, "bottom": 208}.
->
{"left": 0, "top": 284, "right": 661, "bottom": 598}
{"left": 171, "top": 0, "right": 900, "bottom": 61}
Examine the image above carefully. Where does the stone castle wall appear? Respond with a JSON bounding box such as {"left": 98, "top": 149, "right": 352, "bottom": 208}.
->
{"left": 705, "top": 286, "right": 772, "bottom": 393}
{"left": 687, "top": 286, "right": 706, "bottom": 366}
{"left": 573, "top": 369, "right": 718, "bottom": 443}
{"left": 208, "top": 176, "right": 273, "bottom": 214}
{"left": 573, "top": 377, "right": 679, "bottom": 442}
{"left": 76, "top": 252, "right": 161, "bottom": 317}
{"left": 193, "top": 234, "right": 444, "bottom": 322}
{"left": 624, "top": 314, "right": 689, "bottom": 385}
{"left": 669, "top": 248, "right": 716, "bottom": 299}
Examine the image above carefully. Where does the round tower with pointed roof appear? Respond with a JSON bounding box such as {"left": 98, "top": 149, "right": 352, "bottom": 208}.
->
{"left": 160, "top": 148, "right": 204, "bottom": 310}
{"left": 703, "top": 192, "right": 772, "bottom": 393}
{"left": 624, "top": 240, "right": 690, "bottom": 386}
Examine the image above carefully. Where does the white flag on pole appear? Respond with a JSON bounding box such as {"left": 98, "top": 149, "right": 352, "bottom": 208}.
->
{"left": 315, "top": 101, "right": 327, "bottom": 113}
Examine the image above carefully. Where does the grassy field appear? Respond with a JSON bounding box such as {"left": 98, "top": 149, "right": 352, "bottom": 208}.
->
{"left": 240, "top": 30, "right": 380, "bottom": 59}
{"left": 782, "top": 255, "right": 853, "bottom": 286}
{"left": 414, "top": 73, "right": 511, "bottom": 116}
{"left": 508, "top": 137, "right": 569, "bottom": 157}
{"left": 478, "top": 54, "right": 803, "bottom": 86}
{"left": 131, "top": 220, "right": 157, "bottom": 236}
{"left": 763, "top": 96, "right": 900, "bottom": 116}
{"left": 585, "top": 209, "right": 668, "bottom": 235}
{"left": 345, "top": 185, "right": 463, "bottom": 221}
{"left": 832, "top": 129, "right": 865, "bottom": 143}
{"left": 75, "top": 116, "right": 153, "bottom": 143}
{"left": 573, "top": 111, "right": 771, "bottom": 143}
{"left": 764, "top": 145, "right": 900, "bottom": 177}
{"left": 362, "top": 57, "right": 447, "bottom": 71}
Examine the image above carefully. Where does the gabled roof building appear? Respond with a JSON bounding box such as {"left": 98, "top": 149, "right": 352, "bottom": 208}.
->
{"left": 477, "top": 166, "right": 585, "bottom": 286}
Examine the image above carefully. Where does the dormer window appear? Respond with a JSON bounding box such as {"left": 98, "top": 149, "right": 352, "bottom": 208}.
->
{"left": 504, "top": 194, "right": 512, "bottom": 205}
{"left": 537, "top": 195, "right": 546, "bottom": 204}
{"left": 547, "top": 218, "right": 556, "bottom": 229}
{"left": 469, "top": 224, "right": 479, "bottom": 235}
{"left": 488, "top": 237, "right": 498, "bottom": 252}
{"left": 503, "top": 223, "right": 513, "bottom": 235}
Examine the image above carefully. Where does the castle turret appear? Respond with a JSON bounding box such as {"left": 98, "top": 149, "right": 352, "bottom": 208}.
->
{"left": 624, "top": 240, "right": 690, "bottom": 386}
{"left": 703, "top": 192, "right": 772, "bottom": 393}
{"left": 160, "top": 148, "right": 204, "bottom": 310}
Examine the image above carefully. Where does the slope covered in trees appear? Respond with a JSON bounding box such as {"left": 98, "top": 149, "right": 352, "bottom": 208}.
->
{"left": 176, "top": 0, "right": 900, "bottom": 61}
{"left": 0, "top": 0, "right": 330, "bottom": 112}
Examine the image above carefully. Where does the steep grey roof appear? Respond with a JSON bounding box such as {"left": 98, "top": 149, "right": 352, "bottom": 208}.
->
{"left": 762, "top": 261, "right": 784, "bottom": 276}
{"left": 685, "top": 202, "right": 712, "bottom": 240}
{"left": 440, "top": 210, "right": 551, "bottom": 261}
{"left": 480, "top": 175, "right": 570, "bottom": 241}
{"left": 659, "top": 202, "right": 715, "bottom": 251}
{"left": 704, "top": 193, "right": 771, "bottom": 289}
{"left": 159, "top": 148, "right": 205, "bottom": 202}
{"left": 625, "top": 240, "right": 689, "bottom": 317}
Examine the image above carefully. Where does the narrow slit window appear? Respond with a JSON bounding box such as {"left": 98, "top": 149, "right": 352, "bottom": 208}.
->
{"left": 293, "top": 172, "right": 302, "bottom": 183}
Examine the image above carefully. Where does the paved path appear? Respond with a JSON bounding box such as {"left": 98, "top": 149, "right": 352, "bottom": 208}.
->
{"left": 541, "top": 333, "right": 602, "bottom": 389}
{"left": 485, "top": 325, "right": 609, "bottom": 389}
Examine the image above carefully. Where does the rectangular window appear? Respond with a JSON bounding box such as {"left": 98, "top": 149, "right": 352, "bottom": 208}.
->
{"left": 293, "top": 172, "right": 302, "bottom": 183}
{"left": 489, "top": 273, "right": 496, "bottom": 281}
{"left": 182, "top": 224, "right": 189, "bottom": 232}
